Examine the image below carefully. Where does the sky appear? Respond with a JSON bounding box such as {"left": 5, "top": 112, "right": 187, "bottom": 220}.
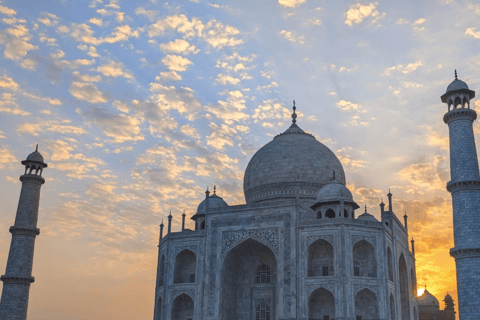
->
{"left": 0, "top": 0, "right": 479, "bottom": 318}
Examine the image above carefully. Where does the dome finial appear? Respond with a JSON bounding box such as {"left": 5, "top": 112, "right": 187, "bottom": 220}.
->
{"left": 35, "top": 144, "right": 38, "bottom": 152}
{"left": 213, "top": 185, "right": 216, "bottom": 194}
{"left": 365, "top": 204, "right": 367, "bottom": 212}
{"left": 332, "top": 170, "right": 335, "bottom": 180}
{"left": 455, "top": 69, "right": 458, "bottom": 80}
{"left": 292, "top": 100, "right": 297, "bottom": 124}
{"left": 206, "top": 186, "right": 210, "bottom": 197}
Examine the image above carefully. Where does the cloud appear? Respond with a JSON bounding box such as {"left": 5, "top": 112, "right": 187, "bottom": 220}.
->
{"left": 465, "top": 27, "right": 480, "bottom": 39}
{"left": 73, "top": 71, "right": 102, "bottom": 82}
{"left": 203, "top": 19, "right": 243, "bottom": 49}
{"left": 278, "top": 0, "right": 307, "bottom": 8}
{"left": 69, "top": 23, "right": 103, "bottom": 45}
{"left": 149, "top": 83, "right": 202, "bottom": 114}
{"left": 81, "top": 106, "right": 144, "bottom": 143}
{"left": 382, "top": 60, "right": 423, "bottom": 75}
{"left": 159, "top": 39, "right": 199, "bottom": 54}
{"left": 69, "top": 82, "right": 108, "bottom": 104}
{"left": 0, "top": 148, "right": 17, "bottom": 169}
{"left": 336, "top": 100, "right": 362, "bottom": 111}
{"left": 398, "top": 156, "right": 448, "bottom": 190}
{"left": 0, "top": 5, "right": 16, "bottom": 16}
{"left": 162, "top": 55, "right": 193, "bottom": 72}
{"left": 395, "top": 18, "right": 409, "bottom": 25}
{"left": 158, "top": 71, "right": 182, "bottom": 81}
{"left": 0, "top": 93, "right": 30, "bottom": 116}
{"left": 134, "top": 7, "right": 157, "bottom": 21}
{"left": 206, "top": 123, "right": 236, "bottom": 149}
{"left": 17, "top": 120, "right": 86, "bottom": 136}
{"left": 344, "top": 3, "right": 383, "bottom": 26}
{"left": 180, "top": 124, "right": 200, "bottom": 139}
{"left": 279, "top": 30, "right": 305, "bottom": 44}
{"left": 205, "top": 90, "right": 249, "bottom": 124}
{"left": 97, "top": 61, "right": 134, "bottom": 80}
{"left": 104, "top": 25, "right": 140, "bottom": 43}
{"left": 3, "top": 24, "right": 38, "bottom": 61}
{"left": 215, "top": 74, "right": 241, "bottom": 85}
{"left": 413, "top": 18, "right": 426, "bottom": 25}
{"left": 252, "top": 100, "right": 290, "bottom": 128}
{"left": 38, "top": 12, "right": 59, "bottom": 26}
{"left": 148, "top": 14, "right": 204, "bottom": 38}
{"left": 0, "top": 74, "right": 19, "bottom": 90}
{"left": 89, "top": 17, "right": 103, "bottom": 26}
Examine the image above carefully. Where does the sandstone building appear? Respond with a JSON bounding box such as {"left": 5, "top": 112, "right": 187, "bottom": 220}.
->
{"left": 417, "top": 287, "right": 456, "bottom": 320}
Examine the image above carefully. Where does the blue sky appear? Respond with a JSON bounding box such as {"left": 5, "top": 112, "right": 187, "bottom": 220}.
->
{"left": 1, "top": 0, "right": 479, "bottom": 318}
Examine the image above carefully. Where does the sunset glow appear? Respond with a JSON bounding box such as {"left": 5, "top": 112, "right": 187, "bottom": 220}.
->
{"left": 0, "top": 0, "right": 477, "bottom": 318}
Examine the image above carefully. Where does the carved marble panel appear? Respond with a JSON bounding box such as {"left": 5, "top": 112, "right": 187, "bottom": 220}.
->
{"left": 306, "top": 283, "right": 336, "bottom": 295}
{"left": 174, "top": 245, "right": 198, "bottom": 256}
{"left": 222, "top": 228, "right": 279, "bottom": 256}
{"left": 353, "top": 283, "right": 380, "bottom": 297}
{"left": 171, "top": 288, "right": 196, "bottom": 300}
{"left": 351, "top": 234, "right": 376, "bottom": 248}
{"left": 306, "top": 234, "right": 334, "bottom": 246}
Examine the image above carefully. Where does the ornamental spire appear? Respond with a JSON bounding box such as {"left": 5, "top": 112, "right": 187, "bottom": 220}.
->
{"left": 292, "top": 100, "right": 297, "bottom": 124}
{"left": 35, "top": 144, "right": 38, "bottom": 152}
{"left": 455, "top": 69, "right": 458, "bottom": 80}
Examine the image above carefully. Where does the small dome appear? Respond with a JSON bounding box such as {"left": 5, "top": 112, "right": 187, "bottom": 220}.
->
{"left": 444, "top": 293, "right": 453, "bottom": 301}
{"left": 357, "top": 209, "right": 378, "bottom": 222}
{"left": 446, "top": 78, "right": 469, "bottom": 93}
{"left": 418, "top": 289, "right": 440, "bottom": 310}
{"left": 316, "top": 180, "right": 353, "bottom": 202}
{"left": 26, "top": 150, "right": 44, "bottom": 163}
{"left": 197, "top": 194, "right": 228, "bottom": 214}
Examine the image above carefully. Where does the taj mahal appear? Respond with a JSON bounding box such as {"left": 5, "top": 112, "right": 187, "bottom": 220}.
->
{"left": 1, "top": 73, "right": 479, "bottom": 320}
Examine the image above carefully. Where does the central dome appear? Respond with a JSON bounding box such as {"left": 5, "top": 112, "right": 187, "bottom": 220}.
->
{"left": 243, "top": 121, "right": 345, "bottom": 204}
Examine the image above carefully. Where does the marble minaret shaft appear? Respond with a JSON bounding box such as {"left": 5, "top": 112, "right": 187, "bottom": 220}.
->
{"left": 0, "top": 147, "right": 47, "bottom": 320}
{"left": 441, "top": 72, "right": 480, "bottom": 319}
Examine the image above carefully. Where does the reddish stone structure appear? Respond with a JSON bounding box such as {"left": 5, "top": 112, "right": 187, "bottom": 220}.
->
{"left": 418, "top": 286, "right": 456, "bottom": 320}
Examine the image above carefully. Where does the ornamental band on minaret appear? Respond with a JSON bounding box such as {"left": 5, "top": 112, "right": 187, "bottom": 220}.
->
{"left": 441, "top": 71, "right": 480, "bottom": 319}
{"left": 0, "top": 146, "right": 47, "bottom": 320}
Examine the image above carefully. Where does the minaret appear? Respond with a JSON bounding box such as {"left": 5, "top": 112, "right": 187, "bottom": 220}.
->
{"left": 441, "top": 70, "right": 480, "bottom": 319}
{"left": 0, "top": 146, "right": 47, "bottom": 320}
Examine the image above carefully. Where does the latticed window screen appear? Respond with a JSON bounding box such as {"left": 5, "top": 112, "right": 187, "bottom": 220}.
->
{"left": 322, "top": 267, "right": 329, "bottom": 276}
{"left": 256, "top": 264, "right": 271, "bottom": 283}
{"left": 323, "top": 316, "right": 330, "bottom": 320}
{"left": 255, "top": 302, "right": 270, "bottom": 320}
{"left": 354, "top": 267, "right": 360, "bottom": 276}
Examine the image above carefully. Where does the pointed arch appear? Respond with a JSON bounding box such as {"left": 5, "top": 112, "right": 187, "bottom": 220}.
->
{"left": 353, "top": 240, "right": 377, "bottom": 278}
{"left": 308, "top": 239, "right": 334, "bottom": 277}
{"left": 308, "top": 288, "right": 335, "bottom": 320}
{"left": 410, "top": 267, "right": 416, "bottom": 296}
{"left": 222, "top": 236, "right": 278, "bottom": 261}
{"left": 399, "top": 254, "right": 410, "bottom": 320}
{"left": 355, "top": 288, "right": 379, "bottom": 319}
{"left": 174, "top": 249, "right": 196, "bottom": 284}
{"left": 344, "top": 209, "right": 349, "bottom": 218}
{"left": 158, "top": 254, "right": 165, "bottom": 287}
{"left": 220, "top": 238, "right": 276, "bottom": 320}
{"left": 155, "top": 296, "right": 162, "bottom": 320}
{"left": 389, "top": 293, "right": 395, "bottom": 320}
{"left": 171, "top": 294, "right": 194, "bottom": 320}
{"left": 387, "top": 247, "right": 393, "bottom": 281}
{"left": 325, "top": 208, "right": 335, "bottom": 219}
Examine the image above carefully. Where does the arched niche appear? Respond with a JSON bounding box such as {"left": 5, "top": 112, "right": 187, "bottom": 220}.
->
{"left": 389, "top": 293, "right": 395, "bottom": 320}
{"left": 174, "top": 250, "right": 196, "bottom": 284}
{"left": 171, "top": 294, "right": 194, "bottom": 320}
{"left": 410, "top": 268, "right": 416, "bottom": 296}
{"left": 387, "top": 247, "right": 393, "bottom": 281}
{"left": 308, "top": 239, "right": 334, "bottom": 277}
{"left": 220, "top": 238, "right": 276, "bottom": 320}
{"left": 158, "top": 254, "right": 165, "bottom": 287}
{"left": 325, "top": 208, "right": 335, "bottom": 219}
{"left": 308, "top": 288, "right": 335, "bottom": 320}
{"left": 355, "top": 288, "right": 379, "bottom": 320}
{"left": 399, "top": 254, "right": 410, "bottom": 320}
{"left": 352, "top": 240, "right": 377, "bottom": 278}
{"left": 155, "top": 297, "right": 162, "bottom": 320}
{"left": 255, "top": 301, "right": 271, "bottom": 320}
